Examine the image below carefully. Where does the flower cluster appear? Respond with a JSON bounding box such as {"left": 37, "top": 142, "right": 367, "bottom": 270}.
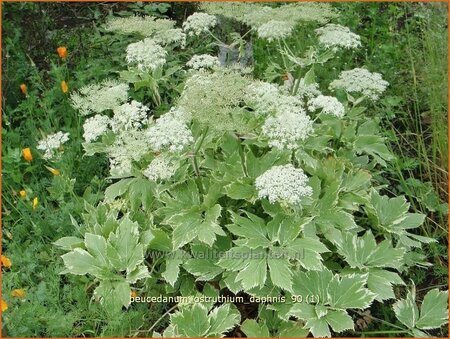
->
{"left": 111, "top": 100, "right": 150, "bottom": 132}
{"left": 315, "top": 24, "right": 361, "bottom": 50}
{"left": 262, "top": 110, "right": 313, "bottom": 150}
{"left": 153, "top": 28, "right": 186, "bottom": 47}
{"left": 37, "top": 131, "right": 70, "bottom": 160}
{"left": 143, "top": 156, "right": 177, "bottom": 181}
{"left": 255, "top": 164, "right": 313, "bottom": 205}
{"left": 126, "top": 38, "right": 167, "bottom": 72}
{"left": 83, "top": 115, "right": 111, "bottom": 143}
{"left": 257, "top": 20, "right": 293, "bottom": 42}
{"left": 70, "top": 80, "right": 129, "bottom": 116}
{"left": 308, "top": 95, "right": 345, "bottom": 118}
{"left": 330, "top": 67, "right": 389, "bottom": 100}
{"left": 243, "top": 81, "right": 281, "bottom": 115}
{"left": 186, "top": 54, "right": 220, "bottom": 71}
{"left": 104, "top": 16, "right": 175, "bottom": 37}
{"left": 182, "top": 13, "right": 217, "bottom": 36}
{"left": 147, "top": 114, "right": 194, "bottom": 152}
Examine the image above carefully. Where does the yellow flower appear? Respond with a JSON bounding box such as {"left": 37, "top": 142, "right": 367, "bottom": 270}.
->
{"left": 1, "top": 300, "right": 7, "bottom": 312}
{"left": 45, "top": 166, "right": 60, "bottom": 176}
{"left": 57, "top": 46, "right": 68, "bottom": 59}
{"left": 1, "top": 255, "right": 12, "bottom": 268}
{"left": 131, "top": 290, "right": 138, "bottom": 298}
{"left": 20, "top": 83, "right": 27, "bottom": 95}
{"left": 32, "top": 197, "right": 38, "bottom": 210}
{"left": 61, "top": 80, "right": 69, "bottom": 93}
{"left": 19, "top": 190, "right": 27, "bottom": 198}
{"left": 22, "top": 148, "right": 33, "bottom": 162}
{"left": 11, "top": 289, "right": 26, "bottom": 299}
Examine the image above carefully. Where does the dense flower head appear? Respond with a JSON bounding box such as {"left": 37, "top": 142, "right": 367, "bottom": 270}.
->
{"left": 182, "top": 12, "right": 217, "bottom": 36}
{"left": 257, "top": 20, "right": 293, "bottom": 41}
{"left": 37, "top": 131, "right": 70, "bottom": 160}
{"left": 143, "top": 156, "right": 177, "bottom": 181}
{"left": 108, "top": 130, "right": 150, "bottom": 176}
{"left": 262, "top": 110, "right": 313, "bottom": 150}
{"left": 83, "top": 114, "right": 111, "bottom": 143}
{"left": 308, "top": 95, "right": 345, "bottom": 118}
{"left": 295, "top": 82, "right": 322, "bottom": 100}
{"left": 147, "top": 114, "right": 194, "bottom": 152}
{"left": 330, "top": 67, "right": 389, "bottom": 100}
{"left": 243, "top": 81, "right": 282, "bottom": 115}
{"left": 153, "top": 28, "right": 186, "bottom": 47}
{"left": 70, "top": 80, "right": 129, "bottom": 116}
{"left": 126, "top": 38, "right": 167, "bottom": 72}
{"left": 315, "top": 24, "right": 361, "bottom": 50}
{"left": 186, "top": 54, "right": 220, "bottom": 71}
{"left": 104, "top": 15, "right": 175, "bottom": 37}
{"left": 255, "top": 164, "right": 313, "bottom": 205}
{"left": 111, "top": 100, "right": 150, "bottom": 132}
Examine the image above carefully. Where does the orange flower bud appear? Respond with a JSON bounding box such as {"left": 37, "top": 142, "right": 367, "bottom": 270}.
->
{"left": 57, "top": 46, "right": 68, "bottom": 59}
{"left": 32, "top": 197, "right": 39, "bottom": 210}
{"left": 45, "top": 166, "right": 60, "bottom": 176}
{"left": 61, "top": 80, "right": 69, "bottom": 93}
{"left": 1, "top": 300, "right": 7, "bottom": 312}
{"left": 20, "top": 83, "right": 27, "bottom": 94}
{"left": 131, "top": 290, "right": 138, "bottom": 298}
{"left": 22, "top": 148, "right": 33, "bottom": 162}
{"left": 1, "top": 255, "right": 12, "bottom": 268}
{"left": 11, "top": 289, "right": 26, "bottom": 298}
{"left": 19, "top": 190, "right": 27, "bottom": 198}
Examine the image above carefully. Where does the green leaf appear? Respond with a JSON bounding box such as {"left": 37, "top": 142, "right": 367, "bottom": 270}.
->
{"left": 225, "top": 181, "right": 256, "bottom": 200}
{"left": 235, "top": 250, "right": 267, "bottom": 290}
{"left": 104, "top": 178, "right": 134, "bottom": 203}
{"left": 268, "top": 257, "right": 293, "bottom": 292}
{"left": 393, "top": 287, "right": 419, "bottom": 329}
{"left": 94, "top": 280, "right": 131, "bottom": 313}
{"left": 209, "top": 304, "right": 241, "bottom": 336}
{"left": 170, "top": 304, "right": 210, "bottom": 337}
{"left": 183, "top": 258, "right": 224, "bottom": 281}
{"left": 162, "top": 255, "right": 183, "bottom": 287}
{"left": 367, "top": 269, "right": 404, "bottom": 301}
{"left": 227, "top": 211, "right": 271, "bottom": 249}
{"left": 415, "top": 289, "right": 449, "bottom": 330}
{"left": 240, "top": 319, "right": 270, "bottom": 337}
{"left": 61, "top": 248, "right": 103, "bottom": 276}
{"left": 53, "top": 236, "right": 84, "bottom": 250}
{"left": 325, "top": 310, "right": 354, "bottom": 333}
{"left": 328, "top": 273, "right": 375, "bottom": 309}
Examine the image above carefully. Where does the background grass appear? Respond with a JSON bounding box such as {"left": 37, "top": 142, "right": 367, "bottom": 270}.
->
{"left": 2, "top": 2, "right": 448, "bottom": 337}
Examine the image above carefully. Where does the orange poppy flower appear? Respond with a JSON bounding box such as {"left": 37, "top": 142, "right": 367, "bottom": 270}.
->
{"left": 1, "top": 300, "right": 7, "bottom": 312}
{"left": 19, "top": 190, "right": 27, "bottom": 198}
{"left": 57, "top": 46, "right": 68, "bottom": 59}
{"left": 45, "top": 166, "right": 60, "bottom": 176}
{"left": 32, "top": 197, "right": 39, "bottom": 210}
{"left": 61, "top": 80, "right": 69, "bottom": 93}
{"left": 22, "top": 148, "right": 33, "bottom": 162}
{"left": 20, "top": 83, "right": 27, "bottom": 95}
{"left": 1, "top": 255, "right": 12, "bottom": 268}
{"left": 131, "top": 290, "right": 138, "bottom": 298}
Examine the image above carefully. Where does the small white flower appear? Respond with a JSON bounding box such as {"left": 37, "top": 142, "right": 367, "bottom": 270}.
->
{"left": 315, "top": 24, "right": 361, "bottom": 50}
{"left": 105, "top": 16, "right": 175, "bottom": 37}
{"left": 262, "top": 110, "right": 313, "bottom": 150}
{"left": 147, "top": 114, "right": 194, "bottom": 152}
{"left": 83, "top": 115, "right": 111, "bottom": 143}
{"left": 153, "top": 28, "right": 186, "bottom": 48}
{"left": 257, "top": 20, "right": 293, "bottom": 42}
{"left": 70, "top": 80, "right": 129, "bottom": 116}
{"left": 330, "top": 68, "right": 389, "bottom": 100}
{"left": 126, "top": 38, "right": 167, "bottom": 72}
{"left": 143, "top": 156, "right": 177, "bottom": 181}
{"left": 37, "top": 131, "right": 70, "bottom": 160}
{"left": 182, "top": 13, "right": 217, "bottom": 36}
{"left": 111, "top": 100, "right": 150, "bottom": 132}
{"left": 308, "top": 95, "right": 345, "bottom": 118}
{"left": 255, "top": 164, "right": 313, "bottom": 205}
{"left": 296, "top": 82, "right": 322, "bottom": 100}
{"left": 244, "top": 81, "right": 282, "bottom": 115}
{"left": 186, "top": 54, "right": 220, "bottom": 71}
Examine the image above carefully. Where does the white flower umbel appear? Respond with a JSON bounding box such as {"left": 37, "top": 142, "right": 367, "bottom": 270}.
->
{"left": 37, "top": 131, "right": 70, "bottom": 160}
{"left": 143, "top": 156, "right": 176, "bottom": 181}
{"left": 83, "top": 115, "right": 111, "bottom": 143}
{"left": 257, "top": 20, "right": 293, "bottom": 42}
{"left": 147, "top": 114, "right": 194, "bottom": 152}
{"left": 108, "top": 130, "right": 150, "bottom": 176}
{"left": 111, "top": 100, "right": 150, "bottom": 132}
{"left": 186, "top": 54, "right": 220, "bottom": 71}
{"left": 105, "top": 16, "right": 175, "bottom": 37}
{"left": 153, "top": 28, "right": 186, "bottom": 47}
{"left": 255, "top": 164, "right": 313, "bottom": 205}
{"left": 315, "top": 24, "right": 361, "bottom": 50}
{"left": 244, "top": 81, "right": 282, "bottom": 115}
{"left": 182, "top": 12, "right": 217, "bottom": 36}
{"left": 126, "top": 38, "right": 167, "bottom": 72}
{"left": 308, "top": 95, "right": 345, "bottom": 118}
{"left": 296, "top": 82, "right": 322, "bottom": 100}
{"left": 330, "top": 68, "right": 389, "bottom": 100}
{"left": 70, "top": 80, "right": 129, "bottom": 116}
{"left": 166, "top": 106, "right": 192, "bottom": 124}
